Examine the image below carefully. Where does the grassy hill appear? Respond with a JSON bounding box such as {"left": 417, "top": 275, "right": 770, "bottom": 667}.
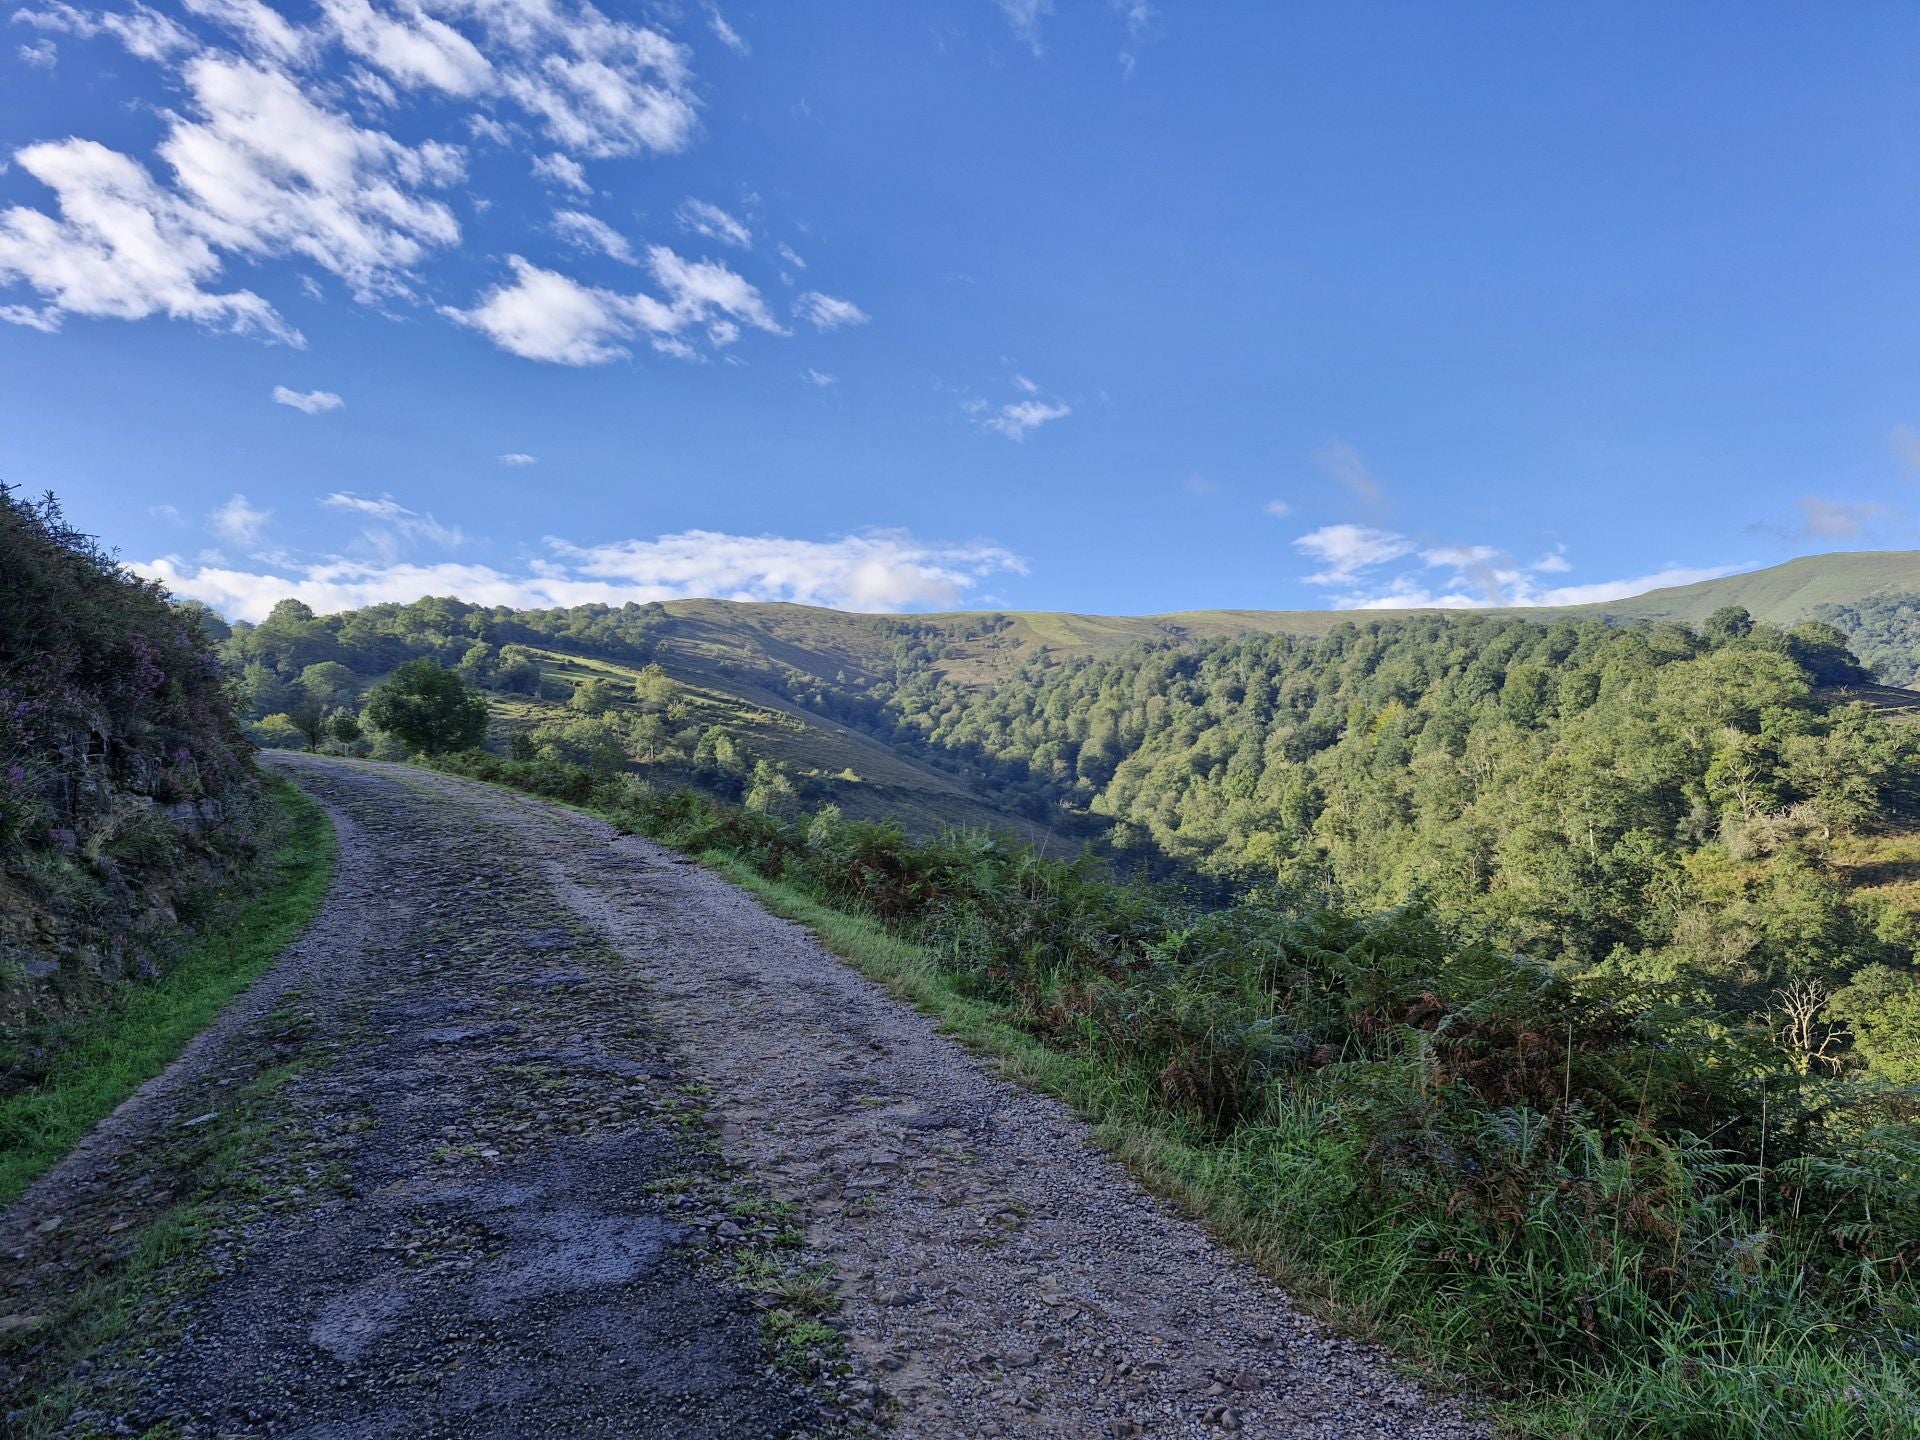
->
{"left": 624, "top": 551, "right": 1920, "bottom": 687}
{"left": 1574, "top": 551, "right": 1920, "bottom": 626}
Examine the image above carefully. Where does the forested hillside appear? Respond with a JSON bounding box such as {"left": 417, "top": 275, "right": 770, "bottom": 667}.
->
{"left": 897, "top": 611, "right": 1919, "bottom": 1029}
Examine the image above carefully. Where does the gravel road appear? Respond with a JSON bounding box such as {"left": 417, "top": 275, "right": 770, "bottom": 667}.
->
{"left": 3, "top": 755, "right": 1488, "bottom": 1440}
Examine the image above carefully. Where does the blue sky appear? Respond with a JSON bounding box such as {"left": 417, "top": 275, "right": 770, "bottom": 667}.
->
{"left": 2, "top": 0, "right": 1916, "bottom": 620}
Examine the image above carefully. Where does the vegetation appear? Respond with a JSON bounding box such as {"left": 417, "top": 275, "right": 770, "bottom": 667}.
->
{"left": 0, "top": 778, "right": 334, "bottom": 1205}
{"left": 1, "top": 487, "right": 268, "bottom": 1083}
{"left": 432, "top": 746, "right": 1920, "bottom": 1437}
{"left": 1817, "top": 591, "right": 1920, "bottom": 687}
{"left": 363, "top": 658, "right": 490, "bottom": 754}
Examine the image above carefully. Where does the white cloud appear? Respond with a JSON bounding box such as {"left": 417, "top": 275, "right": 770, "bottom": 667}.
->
{"left": 17, "top": 37, "right": 56, "bottom": 65}
{"left": 531, "top": 151, "right": 590, "bottom": 193}
{"left": 1520, "top": 565, "right": 1749, "bottom": 608}
{"left": 141, "top": 525, "right": 1027, "bottom": 621}
{"left": 994, "top": 0, "right": 1051, "bottom": 55}
{"left": 445, "top": 255, "right": 637, "bottom": 364}
{"left": 775, "top": 241, "right": 806, "bottom": 270}
{"left": 320, "top": 0, "right": 491, "bottom": 95}
{"left": 210, "top": 491, "right": 271, "bottom": 544}
{"left": 705, "top": 4, "right": 746, "bottom": 53}
{"left": 650, "top": 245, "right": 778, "bottom": 332}
{"left": 0, "top": 138, "right": 300, "bottom": 342}
{"left": 676, "top": 197, "right": 750, "bottom": 248}
{"left": 804, "top": 368, "right": 835, "bottom": 386}
{"left": 793, "top": 290, "right": 868, "bottom": 331}
{"left": 1293, "top": 524, "right": 1417, "bottom": 584}
{"left": 1293, "top": 523, "right": 1747, "bottom": 610}
{"left": 985, "top": 399, "right": 1070, "bottom": 441}
{"left": 553, "top": 207, "right": 636, "bottom": 263}
{"left": 1263, "top": 499, "right": 1292, "bottom": 518}
{"left": 272, "top": 384, "right": 344, "bottom": 413}
{"left": 12, "top": 1, "right": 195, "bottom": 61}
{"left": 149, "top": 503, "right": 184, "bottom": 523}
{"left": 498, "top": 452, "right": 537, "bottom": 466}
{"left": 161, "top": 55, "right": 465, "bottom": 302}
{"left": 447, "top": 246, "right": 775, "bottom": 364}
{"left": 323, "top": 490, "right": 465, "bottom": 558}
{"left": 182, "top": 0, "right": 308, "bottom": 61}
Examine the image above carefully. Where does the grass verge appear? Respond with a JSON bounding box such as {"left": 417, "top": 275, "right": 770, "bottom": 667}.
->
{"left": 0, "top": 776, "right": 336, "bottom": 1207}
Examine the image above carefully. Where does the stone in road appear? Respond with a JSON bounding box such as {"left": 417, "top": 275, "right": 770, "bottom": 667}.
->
{"left": 3, "top": 755, "right": 1486, "bottom": 1440}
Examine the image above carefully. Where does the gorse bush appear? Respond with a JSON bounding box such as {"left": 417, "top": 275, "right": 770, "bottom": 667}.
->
{"left": 436, "top": 747, "right": 1919, "bottom": 1436}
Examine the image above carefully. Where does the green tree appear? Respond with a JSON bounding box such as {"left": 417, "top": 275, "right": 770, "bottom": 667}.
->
{"left": 570, "top": 676, "right": 616, "bottom": 715}
{"left": 298, "top": 660, "right": 360, "bottom": 711}
{"left": 364, "top": 660, "right": 489, "bottom": 754}
{"left": 326, "top": 711, "right": 363, "bottom": 745}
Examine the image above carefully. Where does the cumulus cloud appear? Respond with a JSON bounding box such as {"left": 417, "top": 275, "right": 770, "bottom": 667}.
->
{"left": 447, "top": 247, "right": 777, "bottom": 364}
{"left": 272, "top": 384, "right": 344, "bottom": 413}
{"left": 210, "top": 491, "right": 271, "bottom": 544}
{"left": 498, "top": 451, "right": 537, "bottom": 466}
{"left": 677, "top": 198, "right": 750, "bottom": 248}
{"left": 140, "top": 525, "right": 1027, "bottom": 621}
{"left": 445, "top": 256, "right": 638, "bottom": 364}
{"left": 0, "top": 0, "right": 738, "bottom": 345}
{"left": 0, "top": 138, "right": 300, "bottom": 342}
{"left": 17, "top": 37, "right": 57, "bottom": 65}
{"left": 793, "top": 290, "right": 868, "bottom": 330}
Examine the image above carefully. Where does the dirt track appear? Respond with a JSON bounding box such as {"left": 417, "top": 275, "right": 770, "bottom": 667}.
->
{"left": 2, "top": 755, "right": 1485, "bottom": 1439}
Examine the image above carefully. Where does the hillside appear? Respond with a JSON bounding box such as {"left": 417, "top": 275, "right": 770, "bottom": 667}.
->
{"left": 1578, "top": 551, "right": 1920, "bottom": 626}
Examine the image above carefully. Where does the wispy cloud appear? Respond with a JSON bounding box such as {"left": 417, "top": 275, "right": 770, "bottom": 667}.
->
{"left": 985, "top": 399, "right": 1070, "bottom": 441}
{"left": 497, "top": 452, "right": 537, "bottom": 466}
{"left": 1263, "top": 499, "right": 1292, "bottom": 518}
{"left": 553, "top": 208, "right": 637, "bottom": 264}
{"left": 804, "top": 368, "right": 836, "bottom": 387}
{"left": 677, "top": 198, "right": 751, "bottom": 249}
{"left": 323, "top": 490, "right": 465, "bottom": 559}
{"left": 271, "top": 384, "right": 344, "bottom": 414}
{"left": 1313, "top": 438, "right": 1386, "bottom": 509}
{"left": 793, "top": 290, "right": 868, "bottom": 331}
{"left": 993, "top": 0, "right": 1051, "bottom": 55}
{"left": 1293, "top": 521, "right": 1746, "bottom": 610}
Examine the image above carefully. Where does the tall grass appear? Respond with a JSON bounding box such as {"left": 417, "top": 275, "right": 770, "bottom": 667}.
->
{"left": 0, "top": 777, "right": 336, "bottom": 1206}
{"left": 432, "top": 752, "right": 1920, "bottom": 1438}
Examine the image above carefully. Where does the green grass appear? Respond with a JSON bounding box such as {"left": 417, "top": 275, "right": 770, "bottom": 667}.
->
{"left": 701, "top": 851, "right": 1920, "bottom": 1439}
{"left": 0, "top": 777, "right": 336, "bottom": 1206}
